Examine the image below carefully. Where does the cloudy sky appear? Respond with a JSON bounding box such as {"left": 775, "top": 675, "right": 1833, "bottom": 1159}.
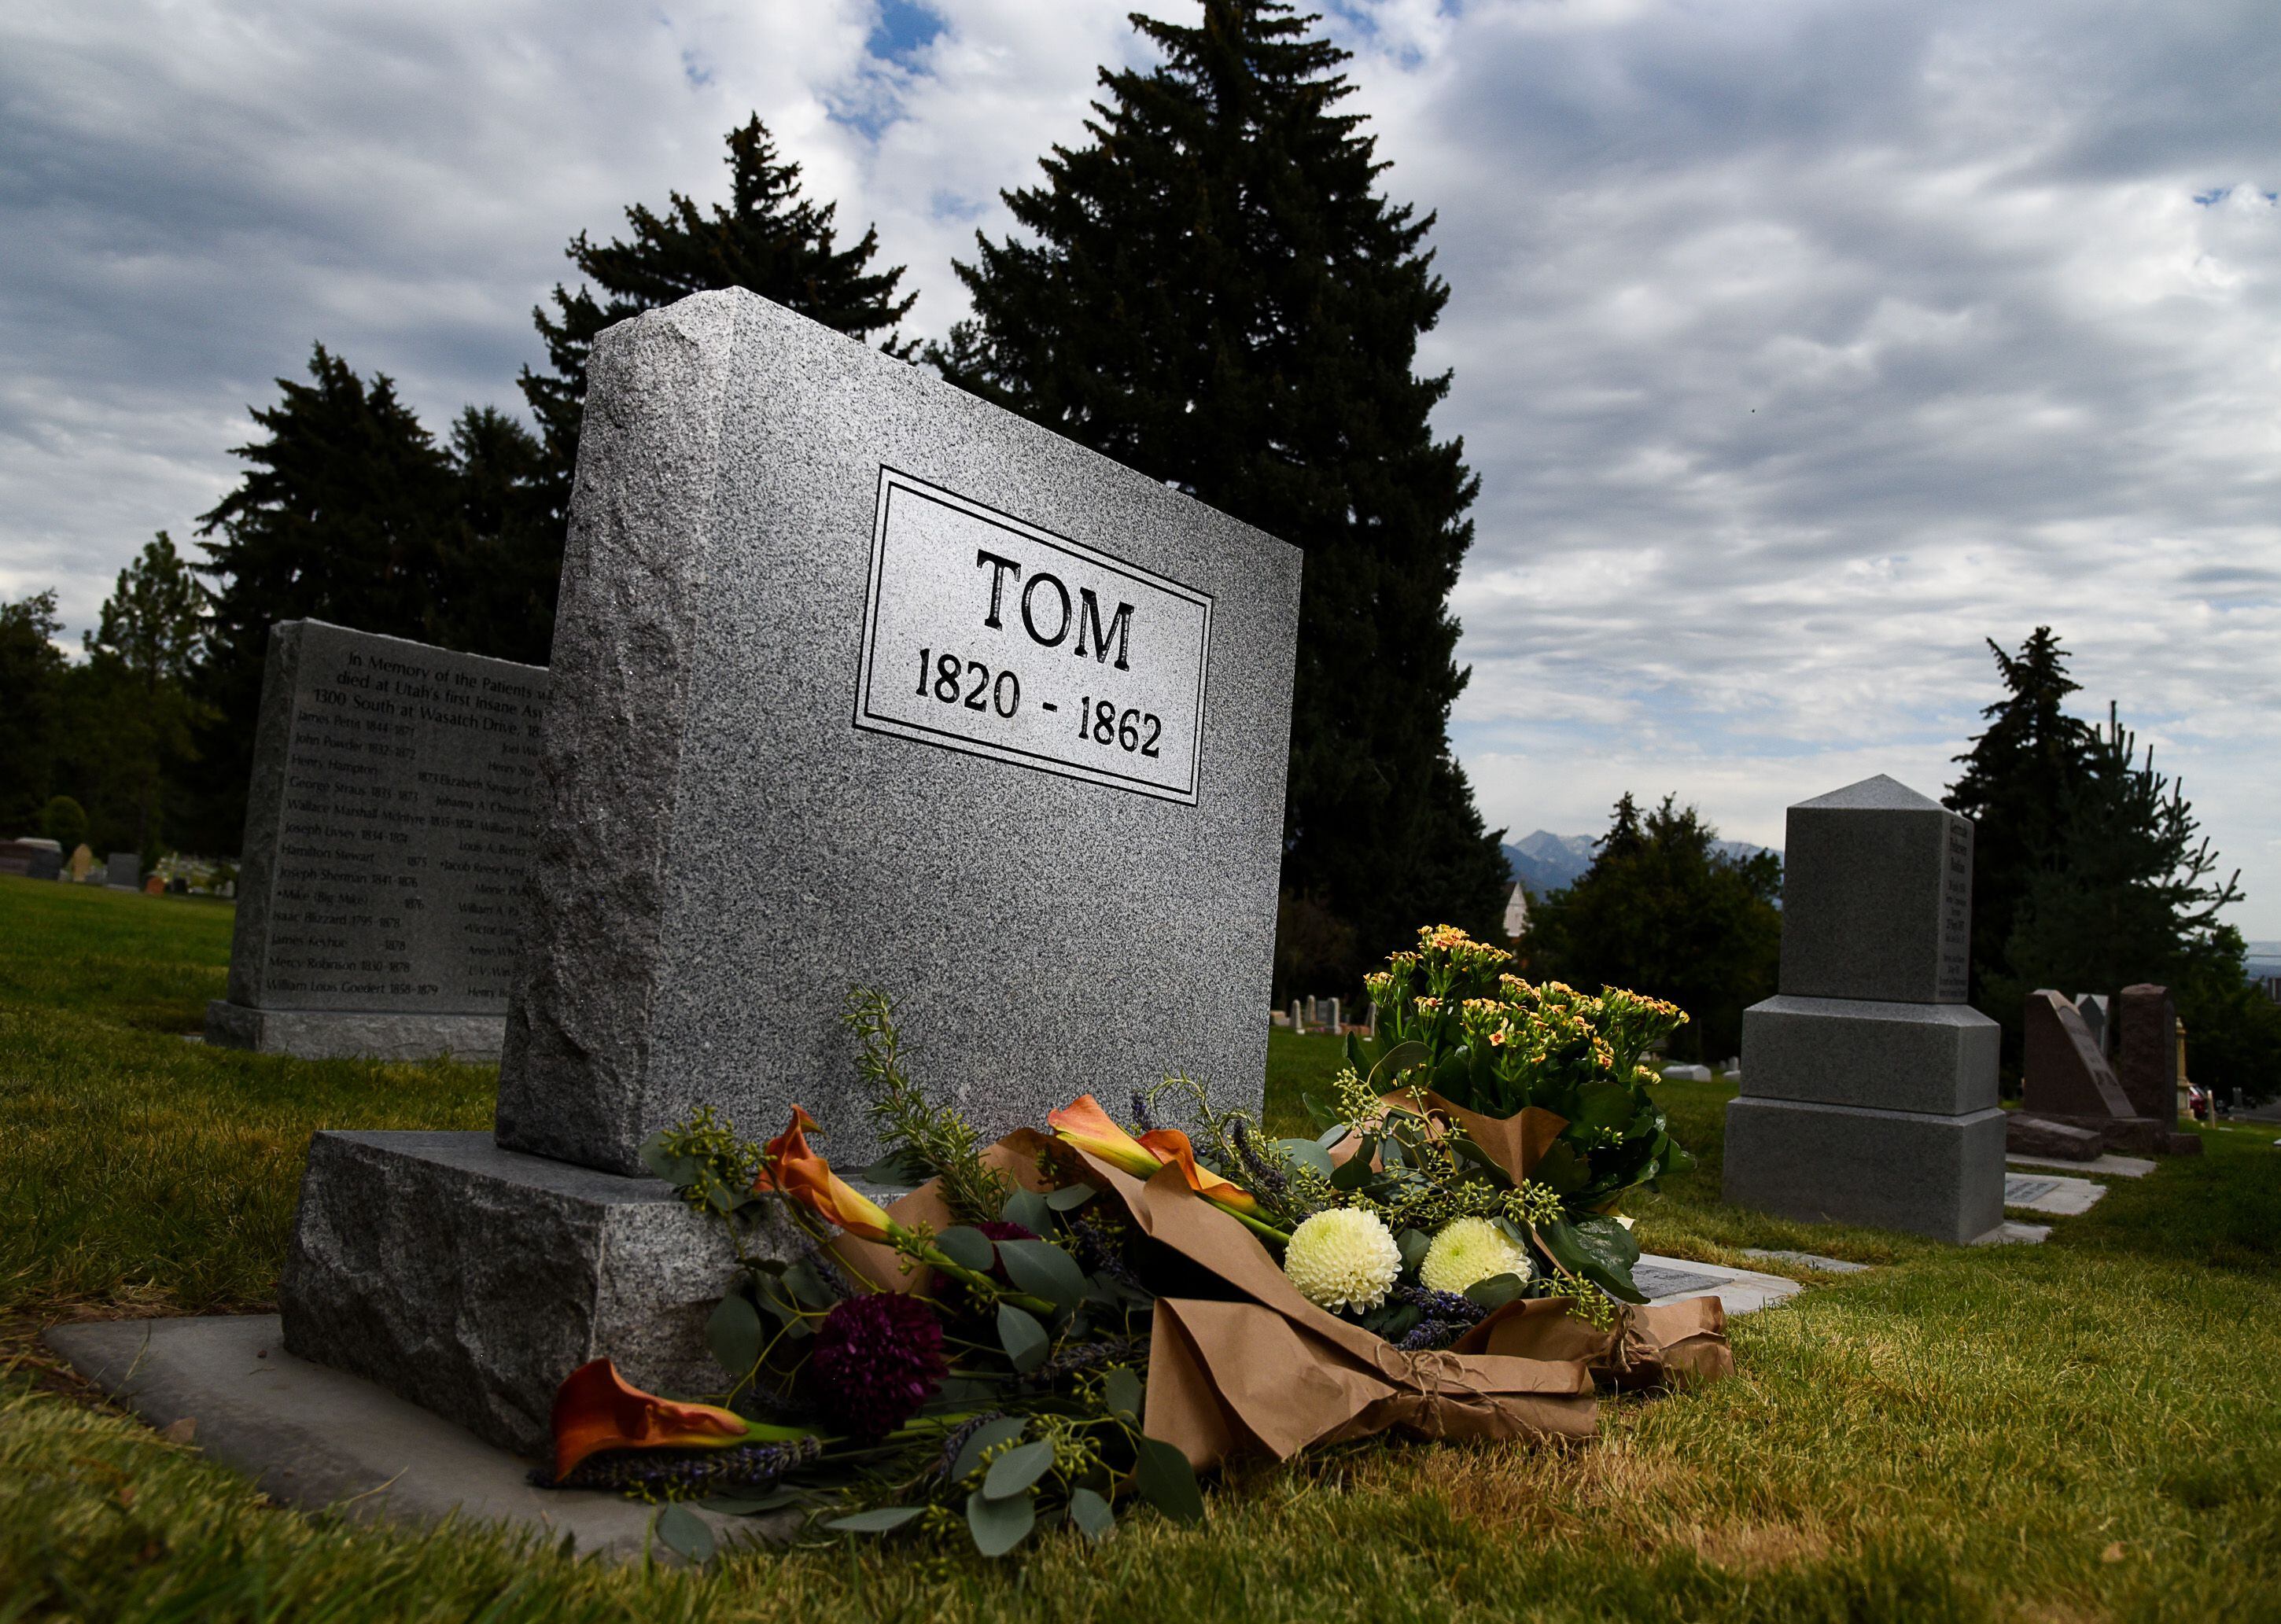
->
{"left": 5, "top": 0, "right": 2278, "bottom": 933}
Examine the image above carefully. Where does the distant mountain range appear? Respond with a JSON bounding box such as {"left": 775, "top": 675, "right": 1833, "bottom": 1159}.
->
{"left": 1502, "top": 829, "right": 1781, "bottom": 898}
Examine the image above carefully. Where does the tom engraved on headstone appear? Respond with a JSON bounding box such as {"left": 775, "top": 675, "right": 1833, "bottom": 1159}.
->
{"left": 1725, "top": 775, "right": 2005, "bottom": 1243}
{"left": 204, "top": 621, "right": 548, "bottom": 1061}
{"left": 276, "top": 289, "right": 1303, "bottom": 1457}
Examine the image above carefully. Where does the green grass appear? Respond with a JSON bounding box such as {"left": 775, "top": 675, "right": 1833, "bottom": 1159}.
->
{"left": 4, "top": 874, "right": 2280, "bottom": 1621}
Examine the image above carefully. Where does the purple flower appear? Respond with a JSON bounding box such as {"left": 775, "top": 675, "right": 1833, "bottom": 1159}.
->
{"left": 809, "top": 1294, "right": 949, "bottom": 1440}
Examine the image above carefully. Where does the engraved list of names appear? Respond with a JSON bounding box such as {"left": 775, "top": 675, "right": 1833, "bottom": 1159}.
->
{"left": 238, "top": 622, "right": 549, "bottom": 1014}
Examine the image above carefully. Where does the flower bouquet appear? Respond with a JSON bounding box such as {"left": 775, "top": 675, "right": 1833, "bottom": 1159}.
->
{"left": 536, "top": 956, "right": 1728, "bottom": 1560}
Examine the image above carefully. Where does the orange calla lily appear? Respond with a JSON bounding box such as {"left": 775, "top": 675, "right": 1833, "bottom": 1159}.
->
{"left": 750, "top": 1106, "right": 897, "bottom": 1241}
{"left": 1047, "top": 1094, "right": 1260, "bottom": 1216}
{"left": 549, "top": 1358, "right": 754, "bottom": 1479}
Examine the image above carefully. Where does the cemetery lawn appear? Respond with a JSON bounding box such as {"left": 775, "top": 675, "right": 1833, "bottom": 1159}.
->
{"left": 4, "top": 877, "right": 2279, "bottom": 1622}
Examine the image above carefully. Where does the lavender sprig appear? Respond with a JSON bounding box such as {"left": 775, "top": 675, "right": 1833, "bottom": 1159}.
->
{"left": 536, "top": 1435, "right": 825, "bottom": 1494}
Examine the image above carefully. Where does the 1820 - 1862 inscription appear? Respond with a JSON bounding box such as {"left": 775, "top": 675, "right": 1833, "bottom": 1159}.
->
{"left": 250, "top": 623, "right": 548, "bottom": 1012}
{"left": 853, "top": 469, "right": 1213, "bottom": 804}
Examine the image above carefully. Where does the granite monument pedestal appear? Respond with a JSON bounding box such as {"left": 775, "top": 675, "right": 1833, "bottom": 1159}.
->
{"left": 1723, "top": 775, "right": 2006, "bottom": 1243}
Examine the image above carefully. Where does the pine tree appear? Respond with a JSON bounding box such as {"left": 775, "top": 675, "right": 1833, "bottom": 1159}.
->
{"left": 521, "top": 116, "right": 917, "bottom": 510}
{"left": 432, "top": 407, "right": 557, "bottom": 667}
{"left": 1944, "top": 627, "right": 2092, "bottom": 1013}
{"left": 0, "top": 589, "right": 66, "bottom": 830}
{"left": 187, "top": 345, "right": 458, "bottom": 849}
{"left": 930, "top": 0, "right": 1507, "bottom": 979}
{"left": 79, "top": 533, "right": 209, "bottom": 861}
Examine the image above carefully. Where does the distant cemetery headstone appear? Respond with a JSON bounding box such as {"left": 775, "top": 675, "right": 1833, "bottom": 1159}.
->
{"left": 0, "top": 838, "right": 61, "bottom": 881}
{"left": 279, "top": 289, "right": 1303, "bottom": 1454}
{"left": 67, "top": 843, "right": 93, "bottom": 882}
{"left": 203, "top": 620, "right": 548, "bottom": 1062}
{"left": 104, "top": 852, "right": 139, "bottom": 889}
{"left": 1724, "top": 775, "right": 2005, "bottom": 1243}
{"left": 2013, "top": 982, "right": 2200, "bottom": 1157}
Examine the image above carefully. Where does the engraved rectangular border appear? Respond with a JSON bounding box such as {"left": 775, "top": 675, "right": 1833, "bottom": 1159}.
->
{"left": 852, "top": 466, "right": 1214, "bottom": 805}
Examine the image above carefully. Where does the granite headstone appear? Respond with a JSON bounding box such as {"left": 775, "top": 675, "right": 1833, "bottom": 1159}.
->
{"left": 204, "top": 621, "right": 548, "bottom": 1062}
{"left": 1724, "top": 775, "right": 2005, "bottom": 1243}
{"left": 0, "top": 838, "right": 61, "bottom": 881}
{"left": 2020, "top": 990, "right": 2135, "bottom": 1119}
{"left": 279, "top": 288, "right": 1303, "bottom": 1456}
{"left": 2114, "top": 983, "right": 2179, "bottom": 1125}
{"left": 105, "top": 852, "right": 139, "bottom": 889}
{"left": 2073, "top": 992, "right": 2110, "bottom": 1054}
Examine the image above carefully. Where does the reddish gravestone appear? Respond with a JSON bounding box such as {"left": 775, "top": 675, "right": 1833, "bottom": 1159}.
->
{"left": 2021, "top": 989, "right": 2134, "bottom": 1119}
{"left": 2114, "top": 983, "right": 2179, "bottom": 1126}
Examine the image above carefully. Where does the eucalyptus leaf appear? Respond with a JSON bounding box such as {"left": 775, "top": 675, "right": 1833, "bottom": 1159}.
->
{"left": 952, "top": 1416, "right": 1029, "bottom": 1482}
{"left": 997, "top": 1239, "right": 1089, "bottom": 1308}
{"left": 1069, "top": 1486, "right": 1115, "bottom": 1541}
{"left": 782, "top": 1258, "right": 833, "bottom": 1310}
{"left": 982, "top": 1438, "right": 1056, "bottom": 1500}
{"left": 860, "top": 1148, "right": 930, "bottom": 1185}
{"left": 997, "top": 1303, "right": 1051, "bottom": 1373}
{"left": 701, "top": 1489, "right": 797, "bottom": 1515}
{"left": 1277, "top": 1138, "right": 1336, "bottom": 1177}
{"left": 932, "top": 1224, "right": 996, "bottom": 1272}
{"left": 827, "top": 1505, "right": 926, "bottom": 1534}
{"left": 654, "top": 1503, "right": 715, "bottom": 1564}
{"left": 966, "top": 1487, "right": 1036, "bottom": 1557}
{"left": 1314, "top": 1123, "right": 1350, "bottom": 1151}
{"left": 1396, "top": 1228, "right": 1432, "bottom": 1270}
{"left": 1001, "top": 1187, "right": 1052, "bottom": 1235}
{"left": 1103, "top": 1364, "right": 1143, "bottom": 1424}
{"left": 1330, "top": 1140, "right": 1377, "bottom": 1190}
{"left": 638, "top": 1134, "right": 701, "bottom": 1191}
{"left": 1046, "top": 1182, "right": 1098, "bottom": 1210}
{"left": 1133, "top": 1435, "right": 1206, "bottom": 1524}
{"left": 1463, "top": 1271, "right": 1527, "bottom": 1311}
{"left": 703, "top": 1291, "right": 764, "bottom": 1378}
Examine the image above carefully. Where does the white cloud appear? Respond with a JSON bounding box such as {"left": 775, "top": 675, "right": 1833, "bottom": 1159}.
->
{"left": 2, "top": 0, "right": 2277, "bottom": 933}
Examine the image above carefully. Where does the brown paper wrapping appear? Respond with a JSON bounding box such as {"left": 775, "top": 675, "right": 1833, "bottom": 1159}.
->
{"left": 831, "top": 1125, "right": 1731, "bottom": 1473}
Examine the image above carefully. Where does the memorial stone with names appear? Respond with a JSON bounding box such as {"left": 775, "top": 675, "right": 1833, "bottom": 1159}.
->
{"left": 278, "top": 289, "right": 1303, "bottom": 1456}
{"left": 1724, "top": 775, "right": 2006, "bottom": 1243}
{"left": 204, "top": 620, "right": 547, "bottom": 1062}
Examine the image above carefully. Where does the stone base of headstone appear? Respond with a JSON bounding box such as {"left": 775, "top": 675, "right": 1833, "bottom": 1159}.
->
{"left": 2007, "top": 1109, "right": 2202, "bottom": 1158}
{"left": 204, "top": 1001, "right": 508, "bottom": 1063}
{"left": 278, "top": 1131, "right": 753, "bottom": 1456}
{"left": 1739, "top": 996, "right": 1998, "bottom": 1114}
{"left": 1722, "top": 1098, "right": 2007, "bottom": 1243}
{"left": 2003, "top": 1112, "right": 2106, "bottom": 1161}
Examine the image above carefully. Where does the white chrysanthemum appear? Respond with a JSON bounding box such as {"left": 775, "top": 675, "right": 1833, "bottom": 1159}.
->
{"left": 1420, "top": 1217, "right": 1533, "bottom": 1296}
{"left": 1283, "top": 1208, "right": 1402, "bottom": 1313}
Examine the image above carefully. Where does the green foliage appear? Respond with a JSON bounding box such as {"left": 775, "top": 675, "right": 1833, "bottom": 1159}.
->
{"left": 1524, "top": 794, "right": 1782, "bottom": 1061}
{"left": 1948, "top": 632, "right": 2273, "bottom": 1096}
{"left": 0, "top": 589, "right": 68, "bottom": 830}
{"left": 932, "top": 0, "right": 1509, "bottom": 985}
{"left": 842, "top": 987, "right": 1011, "bottom": 1222}
{"left": 1945, "top": 626, "right": 2091, "bottom": 1018}
{"left": 39, "top": 795, "right": 86, "bottom": 853}
{"left": 521, "top": 115, "right": 916, "bottom": 516}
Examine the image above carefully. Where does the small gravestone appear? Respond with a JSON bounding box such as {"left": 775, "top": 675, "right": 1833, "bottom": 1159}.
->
{"left": 1724, "top": 775, "right": 2004, "bottom": 1243}
{"left": 2073, "top": 992, "right": 2110, "bottom": 1053}
{"left": 68, "top": 844, "right": 93, "bottom": 881}
{"left": 0, "top": 838, "right": 61, "bottom": 880}
{"left": 278, "top": 289, "right": 1302, "bottom": 1455}
{"left": 2114, "top": 984, "right": 2202, "bottom": 1155}
{"left": 2021, "top": 990, "right": 2134, "bottom": 1119}
{"left": 204, "top": 621, "right": 547, "bottom": 1062}
{"left": 105, "top": 852, "right": 140, "bottom": 889}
